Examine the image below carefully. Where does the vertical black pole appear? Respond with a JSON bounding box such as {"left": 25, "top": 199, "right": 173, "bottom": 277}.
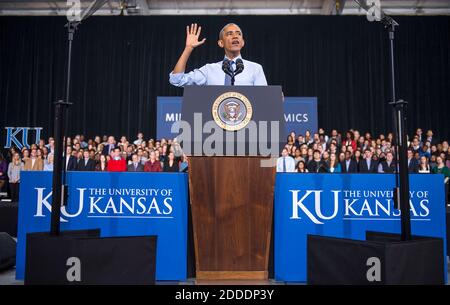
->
{"left": 50, "top": 22, "right": 75, "bottom": 235}
{"left": 50, "top": 101, "right": 65, "bottom": 235}
{"left": 396, "top": 101, "right": 411, "bottom": 241}
{"left": 387, "top": 24, "right": 411, "bottom": 241}
{"left": 61, "top": 23, "right": 76, "bottom": 205}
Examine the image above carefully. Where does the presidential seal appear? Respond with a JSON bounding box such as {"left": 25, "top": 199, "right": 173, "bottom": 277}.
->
{"left": 211, "top": 92, "right": 253, "bottom": 131}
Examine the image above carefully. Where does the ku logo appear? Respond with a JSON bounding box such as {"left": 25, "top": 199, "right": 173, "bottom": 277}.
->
{"left": 34, "top": 187, "right": 85, "bottom": 222}
{"left": 4, "top": 127, "right": 43, "bottom": 149}
{"left": 289, "top": 190, "right": 340, "bottom": 224}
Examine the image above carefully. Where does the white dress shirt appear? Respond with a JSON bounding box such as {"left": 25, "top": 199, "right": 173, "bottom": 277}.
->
{"left": 276, "top": 156, "right": 296, "bottom": 173}
{"left": 169, "top": 55, "right": 267, "bottom": 87}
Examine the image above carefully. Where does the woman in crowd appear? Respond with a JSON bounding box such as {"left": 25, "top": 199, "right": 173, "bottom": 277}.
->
{"left": 36, "top": 148, "right": 43, "bottom": 160}
{"left": 296, "top": 160, "right": 308, "bottom": 173}
{"left": 431, "top": 156, "right": 450, "bottom": 179}
{"left": 160, "top": 144, "right": 168, "bottom": 164}
{"left": 304, "top": 130, "right": 313, "bottom": 145}
{"left": 344, "top": 131, "right": 356, "bottom": 152}
{"left": 179, "top": 154, "right": 189, "bottom": 172}
{"left": 293, "top": 148, "right": 304, "bottom": 166}
{"left": 7, "top": 152, "right": 24, "bottom": 202}
{"left": 299, "top": 145, "right": 308, "bottom": 160}
{"left": 144, "top": 151, "right": 162, "bottom": 172}
{"left": 155, "top": 150, "right": 162, "bottom": 167}
{"left": 418, "top": 156, "right": 431, "bottom": 173}
{"left": 338, "top": 152, "right": 345, "bottom": 163}
{"left": 328, "top": 153, "right": 341, "bottom": 173}
{"left": 163, "top": 151, "right": 179, "bottom": 172}
{"left": 22, "top": 148, "right": 30, "bottom": 162}
{"left": 43, "top": 154, "right": 54, "bottom": 171}
{"left": 96, "top": 154, "right": 108, "bottom": 171}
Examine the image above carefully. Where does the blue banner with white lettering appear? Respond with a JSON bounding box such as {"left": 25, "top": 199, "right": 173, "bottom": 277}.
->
{"left": 16, "top": 171, "right": 188, "bottom": 281}
{"left": 283, "top": 97, "right": 318, "bottom": 137}
{"left": 156, "top": 96, "right": 318, "bottom": 139}
{"left": 274, "top": 173, "right": 447, "bottom": 282}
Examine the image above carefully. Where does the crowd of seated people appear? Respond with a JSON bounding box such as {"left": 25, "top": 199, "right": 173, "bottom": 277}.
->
{"left": 277, "top": 128, "right": 449, "bottom": 178}
{"left": 0, "top": 133, "right": 188, "bottom": 202}
{"left": 0, "top": 128, "right": 449, "bottom": 203}
{"left": 276, "top": 128, "right": 449, "bottom": 203}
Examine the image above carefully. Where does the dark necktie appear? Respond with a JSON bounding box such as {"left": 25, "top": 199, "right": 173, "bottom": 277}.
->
{"left": 283, "top": 157, "right": 286, "bottom": 172}
{"left": 224, "top": 60, "right": 235, "bottom": 86}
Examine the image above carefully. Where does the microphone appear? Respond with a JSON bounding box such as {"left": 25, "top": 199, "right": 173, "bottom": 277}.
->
{"left": 234, "top": 58, "right": 244, "bottom": 76}
{"left": 222, "top": 59, "right": 233, "bottom": 77}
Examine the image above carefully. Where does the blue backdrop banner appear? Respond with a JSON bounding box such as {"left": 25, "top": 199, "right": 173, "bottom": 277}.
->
{"left": 16, "top": 171, "right": 188, "bottom": 281}
{"left": 274, "top": 173, "right": 447, "bottom": 282}
{"left": 156, "top": 96, "right": 318, "bottom": 140}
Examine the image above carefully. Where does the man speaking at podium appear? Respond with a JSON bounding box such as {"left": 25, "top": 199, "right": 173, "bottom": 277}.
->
{"left": 169, "top": 23, "right": 267, "bottom": 87}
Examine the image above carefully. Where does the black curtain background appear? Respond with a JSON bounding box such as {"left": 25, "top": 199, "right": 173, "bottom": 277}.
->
{"left": 1, "top": 15, "right": 449, "bottom": 144}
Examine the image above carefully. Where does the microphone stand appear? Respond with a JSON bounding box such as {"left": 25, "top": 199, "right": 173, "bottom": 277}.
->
{"left": 51, "top": 1, "right": 107, "bottom": 236}
{"left": 50, "top": 21, "right": 77, "bottom": 236}
{"left": 354, "top": 0, "right": 411, "bottom": 240}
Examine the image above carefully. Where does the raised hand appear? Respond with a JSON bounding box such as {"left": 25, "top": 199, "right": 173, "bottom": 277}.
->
{"left": 185, "top": 23, "right": 206, "bottom": 50}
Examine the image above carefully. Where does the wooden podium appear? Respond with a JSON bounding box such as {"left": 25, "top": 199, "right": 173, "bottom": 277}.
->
{"left": 189, "top": 156, "right": 275, "bottom": 280}
{"left": 182, "top": 86, "right": 283, "bottom": 280}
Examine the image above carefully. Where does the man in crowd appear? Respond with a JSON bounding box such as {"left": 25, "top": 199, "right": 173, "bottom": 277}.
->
{"left": 127, "top": 154, "right": 144, "bottom": 172}
{"left": 407, "top": 148, "right": 419, "bottom": 173}
{"left": 134, "top": 132, "right": 144, "bottom": 145}
{"left": 341, "top": 151, "right": 358, "bottom": 173}
{"left": 102, "top": 136, "right": 116, "bottom": 156}
{"left": 276, "top": 148, "right": 296, "bottom": 173}
{"left": 107, "top": 147, "right": 127, "bottom": 172}
{"left": 359, "top": 149, "right": 378, "bottom": 173}
{"left": 76, "top": 150, "right": 96, "bottom": 171}
{"left": 65, "top": 146, "right": 78, "bottom": 171}
{"left": 378, "top": 151, "right": 397, "bottom": 173}
{"left": 307, "top": 150, "right": 328, "bottom": 173}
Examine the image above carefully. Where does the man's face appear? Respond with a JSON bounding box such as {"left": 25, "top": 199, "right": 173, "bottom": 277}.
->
{"left": 132, "top": 155, "right": 139, "bottom": 163}
{"left": 84, "top": 151, "right": 89, "bottom": 159}
{"left": 281, "top": 149, "right": 288, "bottom": 157}
{"left": 413, "top": 138, "right": 419, "bottom": 146}
{"left": 108, "top": 136, "right": 115, "bottom": 144}
{"left": 218, "top": 24, "right": 245, "bottom": 54}
{"left": 345, "top": 152, "right": 352, "bottom": 160}
{"left": 365, "top": 151, "right": 371, "bottom": 159}
{"left": 408, "top": 150, "right": 413, "bottom": 159}
{"left": 314, "top": 152, "right": 321, "bottom": 160}
{"left": 387, "top": 153, "right": 394, "bottom": 162}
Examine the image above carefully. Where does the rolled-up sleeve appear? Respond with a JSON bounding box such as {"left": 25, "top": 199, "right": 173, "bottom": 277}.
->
{"left": 169, "top": 67, "right": 208, "bottom": 87}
